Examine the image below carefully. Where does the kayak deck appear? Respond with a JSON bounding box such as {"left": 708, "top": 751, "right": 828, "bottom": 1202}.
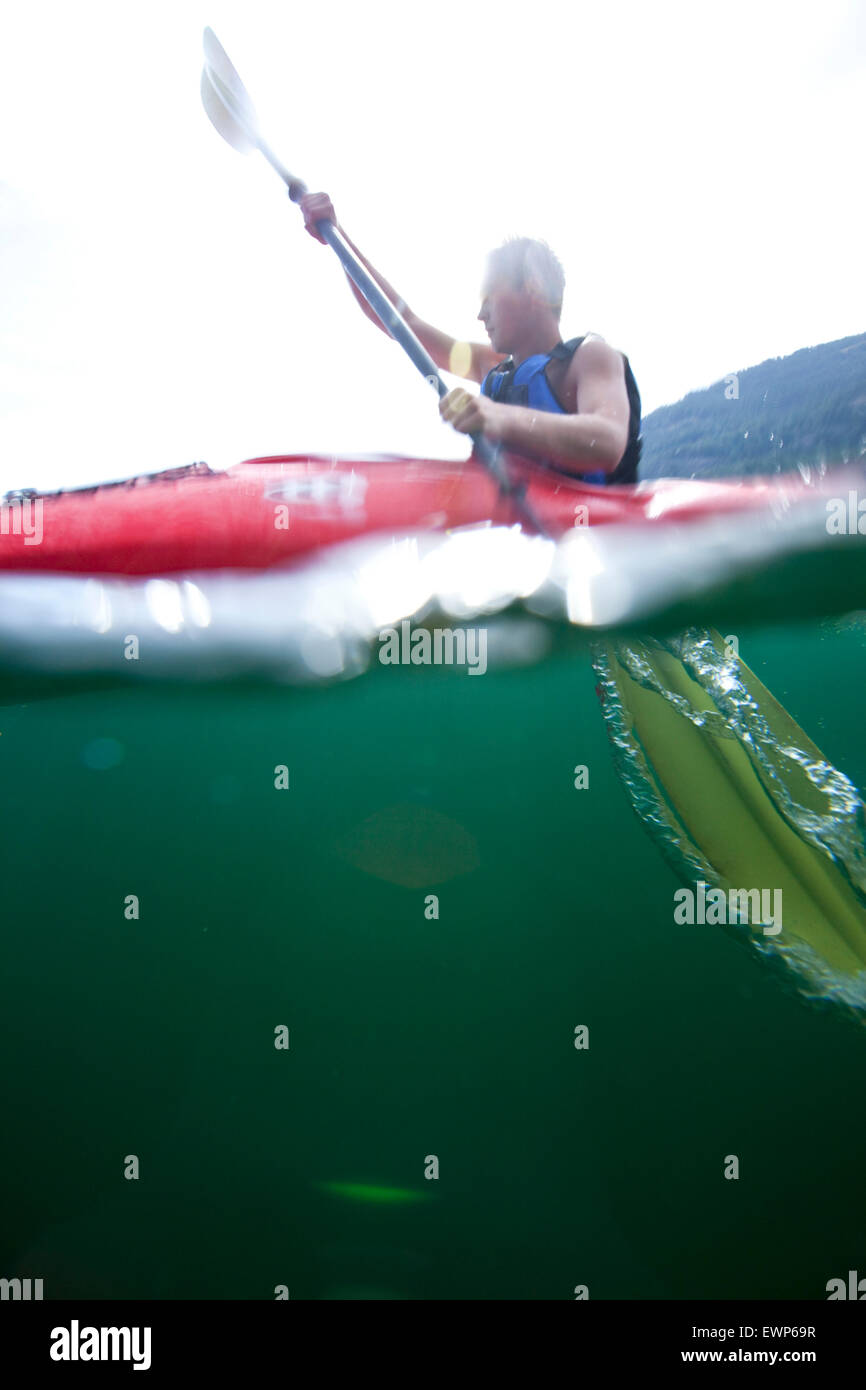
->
{"left": 1, "top": 451, "right": 861, "bottom": 575}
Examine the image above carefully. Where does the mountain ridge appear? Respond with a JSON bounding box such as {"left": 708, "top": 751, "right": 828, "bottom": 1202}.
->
{"left": 639, "top": 331, "right": 866, "bottom": 478}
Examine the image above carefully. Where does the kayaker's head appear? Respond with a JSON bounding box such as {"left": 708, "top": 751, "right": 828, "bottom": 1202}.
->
{"left": 479, "top": 237, "right": 565, "bottom": 361}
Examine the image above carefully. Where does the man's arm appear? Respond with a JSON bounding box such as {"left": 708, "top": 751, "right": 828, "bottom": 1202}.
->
{"left": 440, "top": 338, "right": 630, "bottom": 473}
{"left": 299, "top": 192, "right": 502, "bottom": 385}
{"left": 497, "top": 338, "right": 630, "bottom": 472}
{"left": 403, "top": 307, "right": 504, "bottom": 386}
{"left": 340, "top": 228, "right": 500, "bottom": 385}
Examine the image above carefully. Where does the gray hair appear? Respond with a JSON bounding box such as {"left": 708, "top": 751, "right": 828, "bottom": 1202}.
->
{"left": 484, "top": 237, "right": 565, "bottom": 317}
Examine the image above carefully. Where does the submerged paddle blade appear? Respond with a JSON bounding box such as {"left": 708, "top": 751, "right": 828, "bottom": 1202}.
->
{"left": 592, "top": 628, "right": 866, "bottom": 1020}
{"left": 201, "top": 26, "right": 260, "bottom": 152}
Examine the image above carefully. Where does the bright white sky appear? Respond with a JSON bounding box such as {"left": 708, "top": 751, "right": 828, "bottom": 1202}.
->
{"left": 2, "top": 0, "right": 864, "bottom": 492}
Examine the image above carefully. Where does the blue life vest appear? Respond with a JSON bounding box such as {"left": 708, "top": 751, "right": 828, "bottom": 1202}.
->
{"left": 479, "top": 335, "right": 642, "bottom": 486}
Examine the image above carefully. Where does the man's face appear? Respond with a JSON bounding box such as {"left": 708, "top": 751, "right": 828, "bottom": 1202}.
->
{"left": 477, "top": 275, "right": 528, "bottom": 354}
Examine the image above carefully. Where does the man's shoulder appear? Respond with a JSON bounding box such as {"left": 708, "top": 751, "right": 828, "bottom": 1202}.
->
{"left": 566, "top": 334, "right": 623, "bottom": 380}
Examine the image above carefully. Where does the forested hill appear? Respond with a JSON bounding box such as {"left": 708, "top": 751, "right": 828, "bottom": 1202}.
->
{"left": 639, "top": 332, "right": 866, "bottom": 478}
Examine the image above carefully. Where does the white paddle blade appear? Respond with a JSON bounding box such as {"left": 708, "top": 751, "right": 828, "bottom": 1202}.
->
{"left": 200, "top": 26, "right": 307, "bottom": 195}
{"left": 202, "top": 28, "right": 259, "bottom": 125}
{"left": 201, "top": 65, "right": 256, "bottom": 153}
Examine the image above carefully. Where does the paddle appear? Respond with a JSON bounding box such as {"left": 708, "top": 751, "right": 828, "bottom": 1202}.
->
{"left": 199, "top": 27, "right": 550, "bottom": 537}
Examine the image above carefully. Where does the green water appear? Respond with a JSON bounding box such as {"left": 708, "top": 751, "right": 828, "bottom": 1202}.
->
{"left": 2, "top": 620, "right": 866, "bottom": 1299}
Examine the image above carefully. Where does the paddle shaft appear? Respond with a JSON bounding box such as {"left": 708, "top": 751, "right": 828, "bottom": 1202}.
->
{"left": 203, "top": 30, "right": 549, "bottom": 536}
{"left": 276, "top": 178, "right": 546, "bottom": 531}
{"left": 313, "top": 212, "right": 549, "bottom": 533}
{"left": 282, "top": 199, "right": 540, "bottom": 523}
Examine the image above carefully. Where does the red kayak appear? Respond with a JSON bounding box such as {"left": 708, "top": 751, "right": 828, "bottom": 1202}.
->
{"left": 0, "top": 451, "right": 856, "bottom": 576}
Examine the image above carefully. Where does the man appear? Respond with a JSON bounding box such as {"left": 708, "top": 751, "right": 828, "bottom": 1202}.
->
{"left": 300, "top": 192, "right": 641, "bottom": 484}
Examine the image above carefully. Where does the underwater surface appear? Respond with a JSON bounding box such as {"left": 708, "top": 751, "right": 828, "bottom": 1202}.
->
{"left": 2, "top": 509, "right": 866, "bottom": 1300}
